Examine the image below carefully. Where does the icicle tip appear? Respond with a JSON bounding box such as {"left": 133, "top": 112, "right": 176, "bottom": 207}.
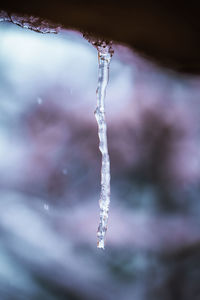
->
{"left": 97, "top": 239, "right": 105, "bottom": 249}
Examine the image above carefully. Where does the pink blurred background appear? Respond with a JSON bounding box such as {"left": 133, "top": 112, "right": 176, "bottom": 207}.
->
{"left": 0, "top": 21, "right": 200, "bottom": 300}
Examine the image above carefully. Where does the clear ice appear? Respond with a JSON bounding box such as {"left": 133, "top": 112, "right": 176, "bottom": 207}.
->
{"left": 83, "top": 33, "right": 114, "bottom": 249}
{"left": 94, "top": 41, "right": 113, "bottom": 249}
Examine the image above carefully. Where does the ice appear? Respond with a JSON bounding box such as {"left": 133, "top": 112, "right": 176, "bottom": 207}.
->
{"left": 84, "top": 40, "right": 112, "bottom": 249}
{"left": 0, "top": 10, "right": 60, "bottom": 34}
{"left": 95, "top": 44, "right": 113, "bottom": 249}
{"left": 83, "top": 33, "right": 114, "bottom": 249}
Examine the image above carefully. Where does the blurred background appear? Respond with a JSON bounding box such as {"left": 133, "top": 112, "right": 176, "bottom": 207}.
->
{"left": 0, "top": 21, "right": 200, "bottom": 300}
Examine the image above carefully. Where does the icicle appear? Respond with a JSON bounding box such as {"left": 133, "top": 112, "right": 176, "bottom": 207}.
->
{"left": 83, "top": 34, "right": 114, "bottom": 249}
{"left": 95, "top": 42, "right": 113, "bottom": 249}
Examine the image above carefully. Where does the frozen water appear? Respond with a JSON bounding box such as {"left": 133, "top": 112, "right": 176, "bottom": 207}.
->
{"left": 83, "top": 33, "right": 114, "bottom": 249}
{"left": 94, "top": 41, "right": 113, "bottom": 249}
{"left": 0, "top": 10, "right": 60, "bottom": 34}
